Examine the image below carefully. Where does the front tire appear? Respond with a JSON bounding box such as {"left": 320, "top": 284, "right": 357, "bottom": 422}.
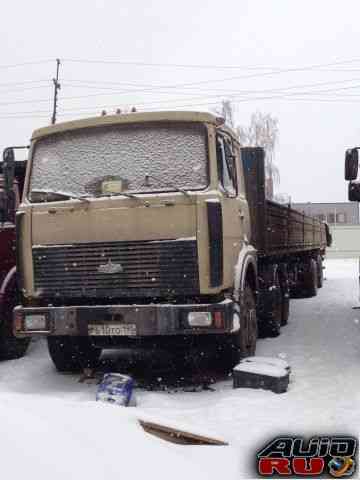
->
{"left": 229, "top": 284, "right": 257, "bottom": 366}
{"left": 47, "top": 336, "right": 102, "bottom": 372}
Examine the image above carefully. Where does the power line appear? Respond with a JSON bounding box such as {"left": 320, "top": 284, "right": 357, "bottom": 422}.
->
{"left": 0, "top": 79, "right": 51, "bottom": 88}
{"left": 4, "top": 76, "right": 360, "bottom": 108}
{"left": 0, "top": 84, "right": 52, "bottom": 95}
{"left": 51, "top": 82, "right": 360, "bottom": 112}
{"left": 60, "top": 76, "right": 360, "bottom": 94}
{"left": 64, "top": 57, "right": 360, "bottom": 71}
{"left": 1, "top": 79, "right": 359, "bottom": 114}
{"left": 3, "top": 94, "right": 360, "bottom": 121}
{"left": 0, "top": 59, "right": 53, "bottom": 69}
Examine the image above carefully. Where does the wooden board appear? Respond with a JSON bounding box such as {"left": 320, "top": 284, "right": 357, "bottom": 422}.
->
{"left": 139, "top": 420, "right": 228, "bottom": 446}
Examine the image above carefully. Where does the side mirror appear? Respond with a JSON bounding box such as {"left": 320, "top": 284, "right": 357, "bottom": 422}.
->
{"left": 348, "top": 181, "right": 360, "bottom": 201}
{"left": 345, "top": 148, "right": 359, "bottom": 180}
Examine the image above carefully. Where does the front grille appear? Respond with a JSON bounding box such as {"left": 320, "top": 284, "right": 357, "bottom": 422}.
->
{"left": 32, "top": 239, "right": 199, "bottom": 299}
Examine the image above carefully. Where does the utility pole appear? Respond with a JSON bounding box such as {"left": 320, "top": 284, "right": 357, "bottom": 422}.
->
{"left": 51, "top": 58, "right": 61, "bottom": 125}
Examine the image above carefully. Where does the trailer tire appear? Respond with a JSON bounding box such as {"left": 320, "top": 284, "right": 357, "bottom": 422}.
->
{"left": 47, "top": 336, "right": 102, "bottom": 372}
{"left": 316, "top": 256, "right": 323, "bottom": 288}
{"left": 258, "top": 272, "right": 282, "bottom": 337}
{"left": 281, "top": 288, "right": 290, "bottom": 327}
{"left": 302, "top": 259, "right": 318, "bottom": 298}
{"left": 227, "top": 284, "right": 257, "bottom": 367}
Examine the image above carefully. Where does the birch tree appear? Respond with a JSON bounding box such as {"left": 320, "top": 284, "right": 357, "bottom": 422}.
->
{"left": 237, "top": 111, "right": 280, "bottom": 200}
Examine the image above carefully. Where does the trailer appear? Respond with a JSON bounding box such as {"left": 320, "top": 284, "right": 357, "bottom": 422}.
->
{"left": 242, "top": 147, "right": 329, "bottom": 336}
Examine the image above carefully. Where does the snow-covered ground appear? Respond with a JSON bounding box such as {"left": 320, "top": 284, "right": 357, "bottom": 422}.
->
{"left": 0, "top": 259, "right": 359, "bottom": 479}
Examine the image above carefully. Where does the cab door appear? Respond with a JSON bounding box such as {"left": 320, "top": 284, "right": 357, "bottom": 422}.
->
{"left": 216, "top": 134, "right": 250, "bottom": 287}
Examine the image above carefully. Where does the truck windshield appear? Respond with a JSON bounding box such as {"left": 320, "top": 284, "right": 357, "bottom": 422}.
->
{"left": 29, "top": 122, "right": 208, "bottom": 202}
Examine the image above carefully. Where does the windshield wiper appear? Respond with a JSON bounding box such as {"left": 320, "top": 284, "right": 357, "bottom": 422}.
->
{"left": 31, "top": 189, "right": 91, "bottom": 203}
{"left": 95, "top": 191, "right": 146, "bottom": 202}
{"left": 143, "top": 174, "right": 191, "bottom": 198}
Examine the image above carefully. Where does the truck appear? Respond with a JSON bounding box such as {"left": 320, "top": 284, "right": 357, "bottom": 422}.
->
{"left": 0, "top": 151, "right": 30, "bottom": 359}
{"left": 3, "top": 111, "right": 329, "bottom": 372}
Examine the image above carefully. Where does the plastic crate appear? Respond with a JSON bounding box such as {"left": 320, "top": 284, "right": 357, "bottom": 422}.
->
{"left": 233, "top": 362, "right": 290, "bottom": 394}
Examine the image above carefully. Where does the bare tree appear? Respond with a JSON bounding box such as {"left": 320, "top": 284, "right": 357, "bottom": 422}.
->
{"left": 212, "top": 101, "right": 281, "bottom": 199}
{"left": 213, "top": 99, "right": 236, "bottom": 129}
{"left": 237, "top": 111, "right": 280, "bottom": 200}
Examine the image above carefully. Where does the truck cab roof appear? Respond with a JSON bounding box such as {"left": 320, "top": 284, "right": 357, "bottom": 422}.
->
{"left": 31, "top": 111, "right": 237, "bottom": 141}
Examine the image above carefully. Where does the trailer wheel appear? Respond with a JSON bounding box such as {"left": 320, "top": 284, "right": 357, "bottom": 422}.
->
{"left": 258, "top": 272, "right": 282, "bottom": 337}
{"left": 47, "top": 336, "right": 102, "bottom": 372}
{"left": 302, "top": 259, "right": 318, "bottom": 297}
{"left": 229, "top": 284, "right": 257, "bottom": 366}
{"left": 281, "top": 288, "right": 290, "bottom": 327}
{"left": 316, "top": 256, "right": 323, "bottom": 288}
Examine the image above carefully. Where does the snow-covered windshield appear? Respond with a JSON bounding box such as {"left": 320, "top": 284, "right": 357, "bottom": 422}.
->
{"left": 29, "top": 122, "right": 208, "bottom": 202}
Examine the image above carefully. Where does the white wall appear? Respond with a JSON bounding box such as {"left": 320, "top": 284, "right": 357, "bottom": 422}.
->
{"left": 327, "top": 225, "right": 360, "bottom": 258}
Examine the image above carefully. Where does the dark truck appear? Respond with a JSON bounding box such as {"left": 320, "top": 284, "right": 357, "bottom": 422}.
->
{"left": 4, "top": 112, "right": 329, "bottom": 372}
{"left": 0, "top": 151, "right": 29, "bottom": 359}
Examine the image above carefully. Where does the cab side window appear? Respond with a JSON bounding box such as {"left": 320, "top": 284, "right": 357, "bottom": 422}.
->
{"left": 216, "top": 135, "right": 237, "bottom": 196}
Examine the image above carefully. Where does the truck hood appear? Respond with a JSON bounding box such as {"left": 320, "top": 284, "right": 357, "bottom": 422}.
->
{"left": 31, "top": 196, "right": 197, "bottom": 245}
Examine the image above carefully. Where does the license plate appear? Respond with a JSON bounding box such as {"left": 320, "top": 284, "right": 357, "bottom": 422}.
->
{"left": 88, "top": 324, "right": 137, "bottom": 336}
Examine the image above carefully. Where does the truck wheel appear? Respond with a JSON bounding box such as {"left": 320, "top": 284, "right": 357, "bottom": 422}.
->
{"left": 0, "top": 299, "right": 30, "bottom": 360}
{"left": 0, "top": 320, "right": 30, "bottom": 360}
{"left": 302, "top": 259, "right": 318, "bottom": 297}
{"left": 230, "top": 284, "right": 257, "bottom": 366}
{"left": 316, "top": 256, "right": 323, "bottom": 288}
{"left": 258, "top": 272, "right": 282, "bottom": 337}
{"left": 280, "top": 287, "right": 290, "bottom": 327}
{"left": 260, "top": 301, "right": 282, "bottom": 337}
{"left": 47, "top": 336, "right": 102, "bottom": 372}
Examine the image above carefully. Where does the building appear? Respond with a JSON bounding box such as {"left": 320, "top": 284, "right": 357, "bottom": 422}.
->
{"left": 291, "top": 202, "right": 360, "bottom": 258}
{"left": 292, "top": 202, "right": 359, "bottom": 225}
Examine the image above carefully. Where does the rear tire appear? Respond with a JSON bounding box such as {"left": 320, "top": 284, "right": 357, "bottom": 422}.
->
{"left": 302, "top": 259, "right": 318, "bottom": 298}
{"left": 47, "top": 336, "right": 102, "bottom": 372}
{"left": 258, "top": 272, "right": 282, "bottom": 338}
{"left": 280, "top": 290, "right": 290, "bottom": 326}
{"left": 316, "top": 256, "right": 323, "bottom": 288}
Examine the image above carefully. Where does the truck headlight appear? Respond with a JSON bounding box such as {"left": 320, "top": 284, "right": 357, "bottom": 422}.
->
{"left": 187, "top": 312, "right": 212, "bottom": 327}
{"left": 24, "top": 314, "right": 47, "bottom": 331}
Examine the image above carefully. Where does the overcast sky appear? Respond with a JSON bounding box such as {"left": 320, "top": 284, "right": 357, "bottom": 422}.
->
{"left": 1, "top": 0, "right": 359, "bottom": 202}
